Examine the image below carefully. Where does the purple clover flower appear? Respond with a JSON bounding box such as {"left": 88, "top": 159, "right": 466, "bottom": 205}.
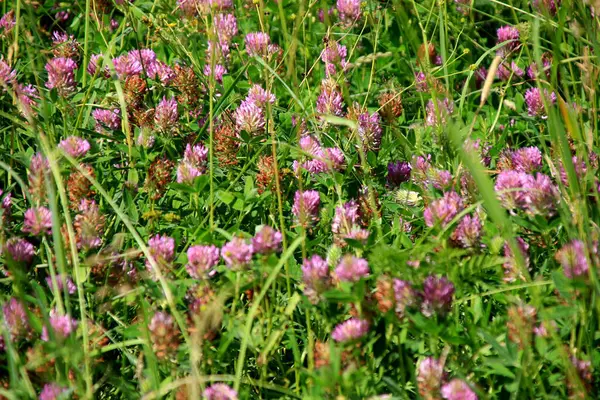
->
{"left": 555, "top": 240, "right": 589, "bottom": 279}
{"left": 39, "top": 383, "right": 68, "bottom": 400}
{"left": 252, "top": 225, "right": 282, "bottom": 255}
{"left": 203, "top": 383, "right": 238, "bottom": 400}
{"left": 331, "top": 318, "right": 369, "bottom": 342}
{"left": 292, "top": 190, "right": 320, "bottom": 227}
{"left": 245, "top": 32, "right": 271, "bottom": 57}
{"left": 336, "top": 0, "right": 361, "bottom": 26}
{"left": 425, "top": 98, "right": 454, "bottom": 127}
{"left": 387, "top": 161, "right": 412, "bottom": 186}
{"left": 234, "top": 100, "right": 265, "bottom": 134}
{"left": 334, "top": 255, "right": 369, "bottom": 282}
{"left": 42, "top": 309, "right": 78, "bottom": 341}
{"left": 92, "top": 108, "right": 121, "bottom": 133}
{"left": 146, "top": 234, "right": 175, "bottom": 272}
{"left": 511, "top": 146, "right": 542, "bottom": 173}
{"left": 58, "top": 136, "right": 91, "bottom": 158}
{"left": 421, "top": 275, "right": 455, "bottom": 317}
{"left": 154, "top": 96, "right": 179, "bottom": 133}
{"left": 525, "top": 87, "right": 556, "bottom": 118}
{"left": 45, "top": 57, "right": 77, "bottom": 95}
{"left": 496, "top": 26, "right": 520, "bottom": 56}
{"left": 417, "top": 357, "right": 444, "bottom": 397}
{"left": 451, "top": 214, "right": 482, "bottom": 248}
{"left": 23, "top": 207, "right": 53, "bottom": 236}
{"left": 186, "top": 245, "right": 220, "bottom": 278}
{"left": 3, "top": 298, "right": 29, "bottom": 340}
{"left": 4, "top": 237, "right": 35, "bottom": 263}
{"left": 441, "top": 379, "right": 478, "bottom": 400}
{"left": 46, "top": 274, "right": 77, "bottom": 295}
{"left": 393, "top": 279, "right": 416, "bottom": 316}
{"left": 424, "top": 191, "right": 464, "bottom": 228}
{"left": 176, "top": 143, "right": 208, "bottom": 184}
{"left": 221, "top": 237, "right": 253, "bottom": 268}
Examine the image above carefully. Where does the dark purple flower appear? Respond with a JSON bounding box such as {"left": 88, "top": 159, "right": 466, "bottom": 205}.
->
{"left": 556, "top": 240, "right": 589, "bottom": 279}
{"left": 334, "top": 255, "right": 369, "bottom": 282}
{"left": 4, "top": 237, "right": 35, "bottom": 263}
{"left": 387, "top": 161, "right": 412, "bottom": 186}
{"left": 424, "top": 191, "right": 464, "bottom": 228}
{"left": 357, "top": 111, "right": 382, "bottom": 151}
{"left": 221, "top": 237, "right": 253, "bottom": 268}
{"left": 252, "top": 225, "right": 282, "bottom": 255}
{"left": 421, "top": 275, "right": 455, "bottom": 317}
{"left": 331, "top": 318, "right": 369, "bottom": 342}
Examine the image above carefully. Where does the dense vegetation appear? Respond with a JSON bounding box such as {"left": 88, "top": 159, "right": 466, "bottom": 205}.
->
{"left": 0, "top": 0, "right": 599, "bottom": 398}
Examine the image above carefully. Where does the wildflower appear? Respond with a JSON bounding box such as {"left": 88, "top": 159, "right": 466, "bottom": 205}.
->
{"left": 58, "top": 136, "right": 91, "bottom": 158}
{"left": 302, "top": 255, "right": 331, "bottom": 303}
{"left": 214, "top": 118, "right": 239, "bottom": 167}
{"left": 495, "top": 170, "right": 530, "bottom": 211}
{"left": 524, "top": 87, "right": 556, "bottom": 118}
{"left": 112, "top": 53, "right": 142, "bottom": 78}
{"left": 429, "top": 169, "right": 454, "bottom": 191}
{"left": 524, "top": 173, "right": 558, "bottom": 216}
{"left": 129, "top": 49, "right": 157, "bottom": 74}
{"left": 23, "top": 207, "right": 53, "bottom": 236}
{"left": 74, "top": 199, "right": 105, "bottom": 249}
{"left": 0, "top": 11, "right": 16, "bottom": 33}
{"left": 51, "top": 32, "right": 80, "bottom": 59}
{"left": 332, "top": 201, "right": 360, "bottom": 235}
{"left": 245, "top": 32, "right": 271, "bottom": 57}
{"left": 411, "top": 154, "right": 432, "bottom": 185}
{"left": 143, "top": 158, "right": 174, "bottom": 201}
{"left": 234, "top": 100, "right": 265, "bottom": 134}
{"left": 568, "top": 354, "right": 592, "bottom": 398}
{"left": 154, "top": 96, "right": 179, "bottom": 133}
{"left": 421, "top": 275, "right": 455, "bottom": 317}
{"left": 532, "top": 0, "right": 559, "bottom": 15}
{"left": 321, "top": 41, "right": 348, "bottom": 76}
{"left": 316, "top": 79, "right": 344, "bottom": 116}
{"left": 393, "top": 279, "right": 416, "bottom": 317}
{"left": 203, "top": 383, "right": 238, "bottom": 400}
{"left": 503, "top": 237, "right": 530, "bottom": 283}
{"left": 46, "top": 274, "right": 77, "bottom": 295}
{"left": 45, "top": 57, "right": 77, "bottom": 95}
{"left": 331, "top": 318, "right": 369, "bottom": 342}
{"left": 4, "top": 237, "right": 35, "bottom": 263}
{"left": 110, "top": 19, "right": 119, "bottom": 31}
{"left": 292, "top": 190, "right": 320, "bottom": 227}
{"left": 507, "top": 302, "right": 536, "bottom": 349}
{"left": 39, "top": 383, "right": 68, "bottom": 400}
{"left": 424, "top": 191, "right": 464, "bottom": 228}
{"left": 417, "top": 357, "right": 444, "bottom": 400}
{"left": 378, "top": 91, "right": 403, "bottom": 122}
{"left": 527, "top": 56, "right": 552, "bottom": 80}
{"left": 221, "top": 237, "right": 253, "bottom": 268}
{"left": 176, "top": 144, "right": 208, "bottom": 184}
{"left": 92, "top": 108, "right": 121, "bottom": 133}
{"left": 67, "top": 164, "right": 95, "bottom": 208}
{"left": 451, "top": 214, "right": 482, "bottom": 248}
{"left": 0, "top": 58, "right": 16, "bottom": 88}
{"left": 146, "top": 234, "right": 175, "bottom": 274}
{"left": 88, "top": 54, "right": 104, "bottom": 76}
{"left": 441, "top": 379, "right": 478, "bottom": 400}
{"left": 555, "top": 240, "right": 589, "bottom": 279}
{"left": 496, "top": 25, "right": 520, "bottom": 57}
{"left": 186, "top": 245, "right": 220, "bottom": 278}
{"left": 148, "top": 311, "right": 180, "bottom": 360}
{"left": 3, "top": 298, "right": 29, "bottom": 340}
{"left": 214, "top": 13, "right": 238, "bottom": 45}
{"left": 357, "top": 110, "right": 382, "bottom": 152}
{"left": 334, "top": 255, "right": 369, "bottom": 282}
{"left": 41, "top": 309, "right": 78, "bottom": 341}
{"left": 247, "top": 84, "right": 276, "bottom": 106}
{"left": 203, "top": 64, "right": 227, "bottom": 84}
{"left": 336, "top": 0, "right": 361, "bottom": 26}
{"left": 28, "top": 153, "right": 50, "bottom": 203}
{"left": 511, "top": 146, "right": 542, "bottom": 173}
{"left": 496, "top": 61, "right": 524, "bottom": 81}
{"left": 425, "top": 98, "right": 454, "bottom": 127}
{"left": 252, "top": 226, "right": 282, "bottom": 255}
{"left": 415, "top": 71, "right": 429, "bottom": 92}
